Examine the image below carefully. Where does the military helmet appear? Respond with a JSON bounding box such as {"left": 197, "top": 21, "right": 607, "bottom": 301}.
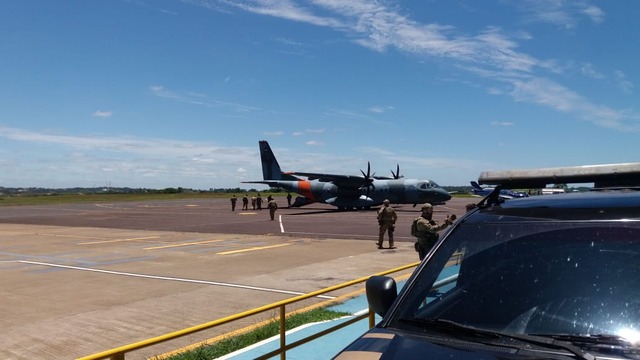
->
{"left": 383, "top": 199, "right": 390, "bottom": 205}
{"left": 421, "top": 203, "right": 433, "bottom": 213}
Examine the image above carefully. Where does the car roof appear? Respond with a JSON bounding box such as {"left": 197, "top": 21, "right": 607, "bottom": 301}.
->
{"left": 472, "top": 162, "right": 640, "bottom": 218}
{"left": 468, "top": 190, "right": 640, "bottom": 221}
{"left": 478, "top": 162, "right": 640, "bottom": 189}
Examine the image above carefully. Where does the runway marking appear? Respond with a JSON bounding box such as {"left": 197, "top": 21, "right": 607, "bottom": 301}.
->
{"left": 38, "top": 233, "right": 106, "bottom": 240}
{"left": 144, "top": 239, "right": 225, "bottom": 250}
{"left": 216, "top": 243, "right": 291, "bottom": 255}
{"left": 79, "top": 236, "right": 161, "bottom": 245}
{"left": 16, "top": 260, "right": 334, "bottom": 299}
{"left": 279, "top": 214, "right": 285, "bottom": 233}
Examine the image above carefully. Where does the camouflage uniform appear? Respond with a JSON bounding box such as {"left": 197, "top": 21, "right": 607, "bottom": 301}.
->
{"left": 230, "top": 195, "right": 237, "bottom": 211}
{"left": 268, "top": 199, "right": 278, "bottom": 220}
{"left": 414, "top": 203, "right": 455, "bottom": 260}
{"left": 376, "top": 200, "right": 398, "bottom": 249}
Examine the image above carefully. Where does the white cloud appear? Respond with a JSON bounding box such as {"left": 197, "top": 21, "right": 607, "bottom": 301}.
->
{"left": 92, "top": 110, "right": 112, "bottom": 118}
{"left": 491, "top": 121, "right": 514, "bottom": 127}
{"left": 0, "top": 126, "right": 262, "bottom": 188}
{"left": 582, "top": 5, "right": 605, "bottom": 23}
{"left": 150, "top": 85, "right": 260, "bottom": 113}
{"left": 509, "top": 78, "right": 640, "bottom": 131}
{"left": 263, "top": 131, "right": 284, "bottom": 136}
{"left": 516, "top": 0, "right": 605, "bottom": 28}
{"left": 192, "top": 1, "right": 632, "bottom": 132}
{"left": 614, "top": 70, "right": 634, "bottom": 94}
{"left": 369, "top": 105, "right": 394, "bottom": 113}
{"left": 581, "top": 63, "right": 604, "bottom": 79}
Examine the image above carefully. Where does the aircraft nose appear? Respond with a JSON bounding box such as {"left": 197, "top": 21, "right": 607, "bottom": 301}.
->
{"left": 439, "top": 189, "right": 452, "bottom": 202}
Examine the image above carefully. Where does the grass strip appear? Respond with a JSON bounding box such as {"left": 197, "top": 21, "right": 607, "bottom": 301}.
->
{"left": 158, "top": 307, "right": 351, "bottom": 360}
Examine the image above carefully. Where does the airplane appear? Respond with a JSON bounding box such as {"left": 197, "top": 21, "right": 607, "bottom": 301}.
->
{"left": 470, "top": 181, "right": 529, "bottom": 199}
{"left": 242, "top": 140, "right": 452, "bottom": 210}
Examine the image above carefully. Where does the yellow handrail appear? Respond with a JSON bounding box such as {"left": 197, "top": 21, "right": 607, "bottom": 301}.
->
{"left": 78, "top": 261, "right": 420, "bottom": 360}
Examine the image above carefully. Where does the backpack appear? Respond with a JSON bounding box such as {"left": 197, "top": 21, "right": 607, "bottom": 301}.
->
{"left": 411, "top": 217, "right": 420, "bottom": 237}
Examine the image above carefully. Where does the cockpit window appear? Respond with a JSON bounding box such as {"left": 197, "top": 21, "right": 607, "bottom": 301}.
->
{"left": 419, "top": 182, "right": 432, "bottom": 189}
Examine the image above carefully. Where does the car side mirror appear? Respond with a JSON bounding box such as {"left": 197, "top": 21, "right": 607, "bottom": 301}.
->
{"left": 366, "top": 276, "right": 397, "bottom": 317}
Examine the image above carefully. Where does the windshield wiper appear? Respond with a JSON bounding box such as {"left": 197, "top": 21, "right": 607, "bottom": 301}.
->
{"left": 533, "top": 334, "right": 637, "bottom": 346}
{"left": 400, "top": 318, "right": 596, "bottom": 360}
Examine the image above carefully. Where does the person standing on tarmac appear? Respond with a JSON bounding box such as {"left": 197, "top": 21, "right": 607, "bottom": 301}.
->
{"left": 256, "top": 193, "right": 263, "bottom": 210}
{"left": 286, "top": 193, "right": 292, "bottom": 207}
{"left": 376, "top": 199, "right": 397, "bottom": 249}
{"left": 230, "top": 194, "right": 237, "bottom": 211}
{"left": 268, "top": 198, "right": 278, "bottom": 220}
{"left": 413, "top": 203, "right": 456, "bottom": 260}
{"left": 242, "top": 194, "right": 249, "bottom": 210}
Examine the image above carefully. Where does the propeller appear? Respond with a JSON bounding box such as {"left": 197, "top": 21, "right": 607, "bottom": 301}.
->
{"left": 360, "top": 161, "right": 376, "bottom": 196}
{"left": 391, "top": 164, "right": 401, "bottom": 179}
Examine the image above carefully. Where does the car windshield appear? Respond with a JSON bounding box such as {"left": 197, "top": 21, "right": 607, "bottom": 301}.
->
{"left": 392, "top": 220, "right": 640, "bottom": 344}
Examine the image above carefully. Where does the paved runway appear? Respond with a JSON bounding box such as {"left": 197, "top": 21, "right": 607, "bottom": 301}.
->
{"left": 0, "top": 197, "right": 471, "bottom": 359}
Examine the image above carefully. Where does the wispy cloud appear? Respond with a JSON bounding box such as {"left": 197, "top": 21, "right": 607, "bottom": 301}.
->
{"left": 516, "top": 0, "right": 605, "bottom": 28}
{"left": 369, "top": 105, "right": 394, "bottom": 113}
{"left": 614, "top": 70, "right": 634, "bottom": 94}
{"left": 510, "top": 78, "right": 640, "bottom": 131}
{"left": 581, "top": 63, "right": 604, "bottom": 79}
{"left": 263, "top": 131, "right": 284, "bottom": 136}
{"left": 150, "top": 85, "right": 260, "bottom": 113}
{"left": 193, "top": 0, "right": 636, "bottom": 131}
{"left": 491, "top": 121, "right": 514, "bottom": 127}
{"left": 92, "top": 110, "right": 113, "bottom": 118}
{"left": 0, "top": 126, "right": 260, "bottom": 188}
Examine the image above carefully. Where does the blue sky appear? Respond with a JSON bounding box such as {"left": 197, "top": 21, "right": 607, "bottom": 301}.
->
{"left": 1, "top": 0, "right": 638, "bottom": 189}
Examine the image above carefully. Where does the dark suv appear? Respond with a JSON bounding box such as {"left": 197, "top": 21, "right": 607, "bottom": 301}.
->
{"left": 335, "top": 163, "right": 640, "bottom": 360}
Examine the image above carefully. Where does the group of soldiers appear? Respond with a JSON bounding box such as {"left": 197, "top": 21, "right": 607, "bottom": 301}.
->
{"left": 377, "top": 199, "right": 458, "bottom": 260}
{"left": 230, "top": 193, "right": 461, "bottom": 259}
{"left": 230, "top": 193, "right": 293, "bottom": 220}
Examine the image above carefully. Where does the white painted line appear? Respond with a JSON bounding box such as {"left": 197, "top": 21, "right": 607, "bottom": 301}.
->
{"left": 278, "top": 214, "right": 285, "bottom": 233}
{"left": 17, "top": 260, "right": 335, "bottom": 299}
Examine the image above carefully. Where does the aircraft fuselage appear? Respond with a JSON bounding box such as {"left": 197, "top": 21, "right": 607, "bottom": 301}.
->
{"left": 268, "top": 178, "right": 451, "bottom": 209}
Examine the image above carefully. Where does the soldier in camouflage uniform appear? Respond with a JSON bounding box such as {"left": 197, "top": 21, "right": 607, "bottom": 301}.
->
{"left": 376, "top": 199, "right": 398, "bottom": 249}
{"left": 414, "top": 203, "right": 456, "bottom": 260}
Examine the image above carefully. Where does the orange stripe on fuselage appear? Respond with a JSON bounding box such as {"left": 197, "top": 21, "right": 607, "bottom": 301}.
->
{"left": 298, "top": 180, "right": 315, "bottom": 200}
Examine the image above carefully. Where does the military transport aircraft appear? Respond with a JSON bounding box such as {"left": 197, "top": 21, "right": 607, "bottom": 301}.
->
{"left": 243, "top": 141, "right": 452, "bottom": 210}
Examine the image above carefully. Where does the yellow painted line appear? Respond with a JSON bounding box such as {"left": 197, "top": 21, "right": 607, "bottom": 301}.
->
{"left": 79, "top": 236, "right": 161, "bottom": 245}
{"left": 216, "top": 243, "right": 291, "bottom": 255}
{"left": 144, "top": 239, "right": 225, "bottom": 250}
{"left": 39, "top": 233, "right": 106, "bottom": 240}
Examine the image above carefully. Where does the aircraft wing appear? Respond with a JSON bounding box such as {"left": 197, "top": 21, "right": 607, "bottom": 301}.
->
{"left": 241, "top": 180, "right": 283, "bottom": 187}
{"left": 289, "top": 172, "right": 366, "bottom": 189}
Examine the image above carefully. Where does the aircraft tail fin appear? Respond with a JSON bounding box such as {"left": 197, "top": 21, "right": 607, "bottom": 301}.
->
{"left": 470, "top": 181, "right": 483, "bottom": 191}
{"left": 259, "top": 140, "right": 298, "bottom": 181}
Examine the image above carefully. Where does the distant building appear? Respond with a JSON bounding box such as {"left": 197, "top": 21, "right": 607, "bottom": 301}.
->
{"left": 541, "top": 188, "right": 565, "bottom": 195}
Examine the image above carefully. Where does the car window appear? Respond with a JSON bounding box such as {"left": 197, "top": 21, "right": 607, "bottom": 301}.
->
{"left": 393, "top": 221, "right": 640, "bottom": 339}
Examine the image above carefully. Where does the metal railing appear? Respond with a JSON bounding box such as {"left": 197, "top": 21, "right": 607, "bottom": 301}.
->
{"left": 78, "top": 261, "right": 420, "bottom": 360}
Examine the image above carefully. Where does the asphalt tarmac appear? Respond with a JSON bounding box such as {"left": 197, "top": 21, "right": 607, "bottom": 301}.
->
{"left": 0, "top": 197, "right": 471, "bottom": 359}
